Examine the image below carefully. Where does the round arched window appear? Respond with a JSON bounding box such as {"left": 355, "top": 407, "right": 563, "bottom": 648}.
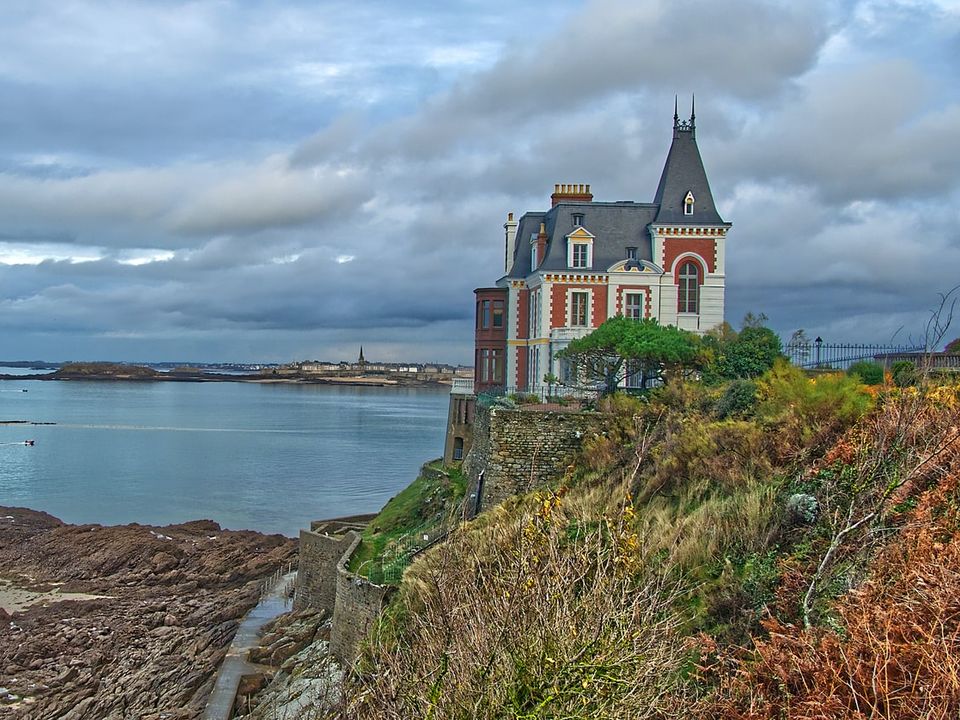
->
{"left": 677, "top": 261, "right": 700, "bottom": 314}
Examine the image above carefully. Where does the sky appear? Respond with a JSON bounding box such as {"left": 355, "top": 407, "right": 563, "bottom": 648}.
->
{"left": 0, "top": 0, "right": 958, "bottom": 364}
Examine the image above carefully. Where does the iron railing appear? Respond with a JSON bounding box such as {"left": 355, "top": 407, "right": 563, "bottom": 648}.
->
{"left": 784, "top": 340, "right": 926, "bottom": 370}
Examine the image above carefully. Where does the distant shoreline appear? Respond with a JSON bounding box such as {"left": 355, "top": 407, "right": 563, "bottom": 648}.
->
{"left": 0, "top": 370, "right": 453, "bottom": 389}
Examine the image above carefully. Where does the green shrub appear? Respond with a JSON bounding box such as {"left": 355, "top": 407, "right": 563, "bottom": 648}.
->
{"left": 703, "top": 326, "right": 783, "bottom": 382}
{"left": 847, "top": 360, "right": 884, "bottom": 385}
{"left": 716, "top": 379, "right": 758, "bottom": 418}
{"left": 757, "top": 360, "right": 872, "bottom": 453}
{"left": 892, "top": 360, "right": 918, "bottom": 387}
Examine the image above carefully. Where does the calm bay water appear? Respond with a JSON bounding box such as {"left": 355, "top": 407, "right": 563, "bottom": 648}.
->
{"left": 0, "top": 376, "right": 449, "bottom": 536}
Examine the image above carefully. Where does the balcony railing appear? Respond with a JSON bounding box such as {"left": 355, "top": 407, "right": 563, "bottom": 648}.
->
{"left": 550, "top": 327, "right": 592, "bottom": 341}
{"left": 450, "top": 377, "right": 475, "bottom": 395}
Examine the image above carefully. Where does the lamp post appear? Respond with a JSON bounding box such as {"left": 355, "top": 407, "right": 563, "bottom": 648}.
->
{"left": 815, "top": 336, "right": 823, "bottom": 368}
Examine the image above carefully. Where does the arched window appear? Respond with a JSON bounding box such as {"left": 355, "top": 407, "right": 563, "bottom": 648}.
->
{"left": 677, "top": 261, "right": 700, "bottom": 313}
{"left": 684, "top": 191, "right": 695, "bottom": 216}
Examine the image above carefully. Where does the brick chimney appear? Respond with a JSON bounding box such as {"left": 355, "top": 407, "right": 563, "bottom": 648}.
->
{"left": 550, "top": 183, "right": 593, "bottom": 207}
{"left": 535, "top": 222, "right": 548, "bottom": 267}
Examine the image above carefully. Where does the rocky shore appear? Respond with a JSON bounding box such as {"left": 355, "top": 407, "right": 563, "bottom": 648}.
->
{"left": 232, "top": 608, "right": 341, "bottom": 719}
{"left": 0, "top": 507, "right": 296, "bottom": 719}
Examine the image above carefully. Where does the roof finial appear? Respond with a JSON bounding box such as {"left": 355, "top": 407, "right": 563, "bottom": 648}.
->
{"left": 690, "top": 94, "right": 696, "bottom": 126}
{"left": 674, "top": 95, "right": 679, "bottom": 127}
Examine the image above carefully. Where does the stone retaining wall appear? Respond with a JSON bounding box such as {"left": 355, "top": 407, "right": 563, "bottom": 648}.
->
{"left": 293, "top": 528, "right": 357, "bottom": 614}
{"left": 464, "top": 404, "right": 599, "bottom": 513}
{"left": 328, "top": 534, "right": 394, "bottom": 665}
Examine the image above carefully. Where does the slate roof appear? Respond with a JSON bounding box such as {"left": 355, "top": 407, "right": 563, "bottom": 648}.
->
{"left": 503, "top": 114, "right": 727, "bottom": 280}
{"left": 507, "top": 202, "right": 656, "bottom": 279}
{"left": 653, "top": 123, "right": 725, "bottom": 225}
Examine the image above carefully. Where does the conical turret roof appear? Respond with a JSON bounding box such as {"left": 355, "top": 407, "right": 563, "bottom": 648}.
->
{"left": 653, "top": 101, "right": 725, "bottom": 225}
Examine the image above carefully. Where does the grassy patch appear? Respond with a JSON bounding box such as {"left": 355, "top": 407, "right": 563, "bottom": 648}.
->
{"left": 349, "top": 460, "right": 467, "bottom": 578}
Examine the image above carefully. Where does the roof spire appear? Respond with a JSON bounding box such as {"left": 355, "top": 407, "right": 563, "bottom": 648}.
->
{"left": 673, "top": 95, "right": 679, "bottom": 127}
{"left": 691, "top": 94, "right": 695, "bottom": 124}
{"left": 654, "top": 97, "right": 723, "bottom": 224}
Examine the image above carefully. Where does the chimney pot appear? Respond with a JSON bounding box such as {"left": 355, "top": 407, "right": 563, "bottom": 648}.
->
{"left": 507, "top": 212, "right": 514, "bottom": 221}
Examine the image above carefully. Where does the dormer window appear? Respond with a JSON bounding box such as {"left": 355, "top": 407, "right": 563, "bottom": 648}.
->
{"left": 626, "top": 246, "right": 637, "bottom": 260}
{"left": 565, "top": 228, "right": 594, "bottom": 270}
{"left": 683, "top": 191, "right": 695, "bottom": 216}
{"left": 572, "top": 213, "right": 584, "bottom": 227}
{"left": 571, "top": 243, "right": 589, "bottom": 268}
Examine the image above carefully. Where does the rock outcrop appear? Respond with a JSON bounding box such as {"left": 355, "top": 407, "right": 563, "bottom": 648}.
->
{"left": 0, "top": 506, "right": 297, "bottom": 719}
{"left": 233, "top": 609, "right": 341, "bottom": 719}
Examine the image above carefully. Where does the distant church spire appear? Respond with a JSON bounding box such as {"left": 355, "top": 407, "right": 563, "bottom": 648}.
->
{"left": 358, "top": 346, "right": 366, "bottom": 364}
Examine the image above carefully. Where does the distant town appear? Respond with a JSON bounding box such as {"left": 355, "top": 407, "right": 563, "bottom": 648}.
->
{"left": 0, "top": 349, "right": 473, "bottom": 388}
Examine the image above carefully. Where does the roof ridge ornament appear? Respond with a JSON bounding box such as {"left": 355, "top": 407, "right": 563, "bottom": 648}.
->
{"left": 673, "top": 94, "right": 696, "bottom": 138}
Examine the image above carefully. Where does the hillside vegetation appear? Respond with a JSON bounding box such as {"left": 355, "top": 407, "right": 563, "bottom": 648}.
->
{"left": 332, "top": 361, "right": 960, "bottom": 719}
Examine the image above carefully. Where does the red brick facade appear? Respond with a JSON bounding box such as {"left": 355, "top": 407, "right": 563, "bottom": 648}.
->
{"left": 591, "top": 286, "right": 607, "bottom": 327}
{"left": 663, "top": 237, "right": 716, "bottom": 274}
{"left": 516, "top": 288, "right": 529, "bottom": 340}
{"left": 474, "top": 287, "right": 508, "bottom": 391}
{"left": 515, "top": 346, "right": 527, "bottom": 389}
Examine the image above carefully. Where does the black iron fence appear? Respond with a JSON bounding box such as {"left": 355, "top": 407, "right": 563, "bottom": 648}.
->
{"left": 784, "top": 340, "right": 926, "bottom": 370}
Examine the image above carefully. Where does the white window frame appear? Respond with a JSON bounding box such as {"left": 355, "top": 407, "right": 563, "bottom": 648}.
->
{"left": 528, "top": 288, "right": 539, "bottom": 339}
{"left": 624, "top": 292, "right": 644, "bottom": 320}
{"left": 566, "top": 239, "right": 593, "bottom": 269}
{"left": 572, "top": 243, "right": 589, "bottom": 269}
{"left": 677, "top": 260, "right": 700, "bottom": 314}
{"left": 683, "top": 191, "right": 695, "bottom": 216}
{"left": 569, "top": 290, "right": 590, "bottom": 327}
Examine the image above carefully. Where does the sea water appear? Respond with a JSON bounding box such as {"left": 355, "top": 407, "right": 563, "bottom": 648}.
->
{"left": 0, "top": 377, "right": 449, "bottom": 536}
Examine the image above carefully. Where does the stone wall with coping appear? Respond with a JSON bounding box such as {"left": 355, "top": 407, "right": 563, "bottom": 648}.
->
{"left": 329, "top": 534, "right": 394, "bottom": 665}
{"left": 294, "top": 528, "right": 357, "bottom": 615}
{"left": 464, "top": 403, "right": 599, "bottom": 514}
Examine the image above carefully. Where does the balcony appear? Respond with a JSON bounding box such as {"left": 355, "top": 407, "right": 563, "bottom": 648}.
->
{"left": 550, "top": 327, "right": 592, "bottom": 342}
{"left": 450, "top": 377, "right": 475, "bottom": 395}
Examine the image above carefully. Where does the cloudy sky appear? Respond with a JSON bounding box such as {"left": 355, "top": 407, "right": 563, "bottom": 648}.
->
{"left": 0, "top": 0, "right": 958, "bottom": 364}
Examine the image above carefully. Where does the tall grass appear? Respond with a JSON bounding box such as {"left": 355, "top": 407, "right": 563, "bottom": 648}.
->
{"left": 339, "top": 495, "right": 693, "bottom": 719}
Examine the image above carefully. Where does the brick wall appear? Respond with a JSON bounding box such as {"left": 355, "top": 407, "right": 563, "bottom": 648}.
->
{"left": 663, "top": 237, "right": 716, "bottom": 273}
{"left": 464, "top": 404, "right": 599, "bottom": 513}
